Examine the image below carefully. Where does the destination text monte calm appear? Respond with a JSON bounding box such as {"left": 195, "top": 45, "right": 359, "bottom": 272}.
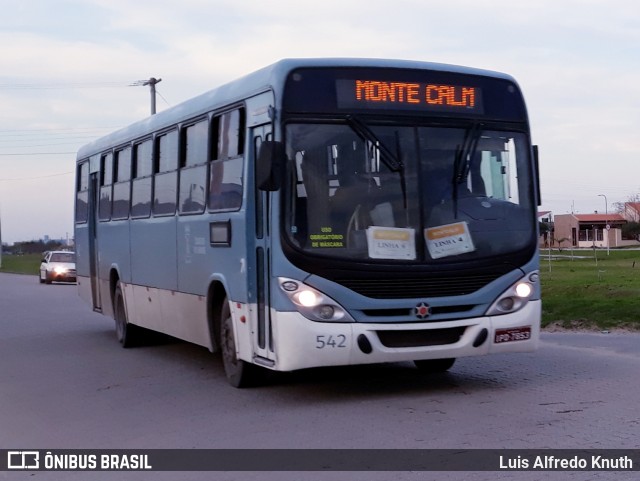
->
{"left": 355, "top": 80, "right": 477, "bottom": 108}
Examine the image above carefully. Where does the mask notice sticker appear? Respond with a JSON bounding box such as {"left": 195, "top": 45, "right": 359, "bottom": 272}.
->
{"left": 425, "top": 221, "right": 475, "bottom": 259}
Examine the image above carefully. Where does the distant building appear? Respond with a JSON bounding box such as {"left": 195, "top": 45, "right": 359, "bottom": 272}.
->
{"left": 623, "top": 202, "right": 640, "bottom": 222}
{"left": 554, "top": 213, "right": 627, "bottom": 248}
{"left": 538, "top": 211, "right": 552, "bottom": 224}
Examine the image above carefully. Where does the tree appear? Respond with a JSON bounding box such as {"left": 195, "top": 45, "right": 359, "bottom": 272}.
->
{"left": 553, "top": 237, "right": 570, "bottom": 252}
{"left": 8, "top": 240, "right": 65, "bottom": 255}
{"left": 539, "top": 221, "right": 551, "bottom": 247}
{"left": 613, "top": 191, "right": 640, "bottom": 221}
{"left": 621, "top": 222, "right": 640, "bottom": 242}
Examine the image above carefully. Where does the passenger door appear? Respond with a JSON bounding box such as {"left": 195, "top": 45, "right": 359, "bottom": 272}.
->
{"left": 88, "top": 171, "right": 101, "bottom": 311}
{"left": 249, "top": 124, "right": 275, "bottom": 365}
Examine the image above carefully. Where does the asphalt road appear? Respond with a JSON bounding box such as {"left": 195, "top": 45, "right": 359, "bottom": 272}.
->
{"left": 1, "top": 272, "right": 639, "bottom": 481}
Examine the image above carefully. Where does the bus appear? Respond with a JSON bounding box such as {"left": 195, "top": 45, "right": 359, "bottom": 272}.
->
{"left": 75, "top": 58, "right": 541, "bottom": 387}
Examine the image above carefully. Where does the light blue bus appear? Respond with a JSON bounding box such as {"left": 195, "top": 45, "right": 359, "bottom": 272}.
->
{"left": 75, "top": 58, "right": 541, "bottom": 387}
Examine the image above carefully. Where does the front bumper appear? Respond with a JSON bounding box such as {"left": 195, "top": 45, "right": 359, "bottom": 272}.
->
{"left": 259, "top": 300, "right": 540, "bottom": 372}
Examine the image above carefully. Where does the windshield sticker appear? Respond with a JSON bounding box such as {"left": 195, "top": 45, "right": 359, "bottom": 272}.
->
{"left": 310, "top": 227, "right": 344, "bottom": 248}
{"left": 366, "top": 227, "right": 416, "bottom": 260}
{"left": 425, "top": 222, "right": 476, "bottom": 259}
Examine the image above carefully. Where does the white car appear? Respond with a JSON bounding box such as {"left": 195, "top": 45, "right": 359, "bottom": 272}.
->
{"left": 39, "top": 251, "right": 77, "bottom": 284}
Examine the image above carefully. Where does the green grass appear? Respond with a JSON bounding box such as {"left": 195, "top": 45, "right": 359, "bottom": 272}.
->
{"left": 0, "top": 253, "right": 41, "bottom": 275}
{"left": 540, "top": 249, "right": 640, "bottom": 330}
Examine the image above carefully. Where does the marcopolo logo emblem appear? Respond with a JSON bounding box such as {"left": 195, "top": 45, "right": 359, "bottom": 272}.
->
{"left": 8, "top": 451, "right": 40, "bottom": 470}
{"left": 414, "top": 302, "right": 431, "bottom": 319}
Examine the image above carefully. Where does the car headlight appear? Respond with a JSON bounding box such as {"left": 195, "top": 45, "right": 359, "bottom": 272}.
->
{"left": 279, "top": 277, "right": 354, "bottom": 322}
{"left": 54, "top": 266, "right": 68, "bottom": 274}
{"left": 486, "top": 271, "right": 538, "bottom": 316}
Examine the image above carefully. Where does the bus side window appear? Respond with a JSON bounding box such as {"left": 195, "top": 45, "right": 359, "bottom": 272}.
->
{"left": 179, "top": 120, "right": 208, "bottom": 214}
{"left": 216, "top": 109, "right": 244, "bottom": 159}
{"left": 75, "top": 161, "right": 89, "bottom": 224}
{"left": 98, "top": 152, "right": 113, "bottom": 221}
{"left": 208, "top": 108, "right": 245, "bottom": 212}
{"left": 112, "top": 146, "right": 131, "bottom": 220}
{"left": 131, "top": 139, "right": 153, "bottom": 218}
{"left": 208, "top": 159, "right": 243, "bottom": 212}
{"left": 154, "top": 129, "right": 178, "bottom": 216}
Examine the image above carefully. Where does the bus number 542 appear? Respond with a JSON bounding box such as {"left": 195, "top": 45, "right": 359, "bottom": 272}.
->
{"left": 316, "top": 335, "right": 347, "bottom": 349}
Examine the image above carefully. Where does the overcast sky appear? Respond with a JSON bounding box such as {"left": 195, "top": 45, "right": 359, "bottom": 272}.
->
{"left": 1, "top": 0, "right": 638, "bottom": 243}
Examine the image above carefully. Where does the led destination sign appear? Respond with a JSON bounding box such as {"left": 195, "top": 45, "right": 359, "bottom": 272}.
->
{"left": 336, "top": 79, "right": 483, "bottom": 113}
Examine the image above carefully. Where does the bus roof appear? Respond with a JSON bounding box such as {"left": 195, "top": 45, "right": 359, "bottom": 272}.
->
{"left": 77, "top": 58, "right": 517, "bottom": 160}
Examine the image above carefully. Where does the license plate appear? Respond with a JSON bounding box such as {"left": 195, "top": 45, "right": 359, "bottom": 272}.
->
{"left": 494, "top": 327, "right": 531, "bottom": 344}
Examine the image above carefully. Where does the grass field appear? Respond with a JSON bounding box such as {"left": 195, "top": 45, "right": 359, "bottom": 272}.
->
{"left": 0, "top": 253, "right": 41, "bottom": 275}
{"left": 2, "top": 249, "right": 639, "bottom": 330}
{"left": 540, "top": 249, "right": 640, "bottom": 330}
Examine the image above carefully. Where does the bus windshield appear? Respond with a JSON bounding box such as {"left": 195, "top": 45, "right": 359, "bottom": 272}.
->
{"left": 285, "top": 121, "right": 535, "bottom": 263}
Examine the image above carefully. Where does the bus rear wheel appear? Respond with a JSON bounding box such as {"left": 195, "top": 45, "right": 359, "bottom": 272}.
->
{"left": 113, "top": 282, "right": 140, "bottom": 348}
{"left": 219, "top": 298, "right": 261, "bottom": 388}
{"left": 414, "top": 358, "right": 456, "bottom": 373}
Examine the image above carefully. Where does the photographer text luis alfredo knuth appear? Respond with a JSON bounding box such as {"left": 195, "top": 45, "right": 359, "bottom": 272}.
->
{"left": 500, "top": 454, "right": 634, "bottom": 470}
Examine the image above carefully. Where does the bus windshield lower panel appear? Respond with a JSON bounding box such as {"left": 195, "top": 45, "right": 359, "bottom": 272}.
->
{"left": 285, "top": 122, "right": 535, "bottom": 264}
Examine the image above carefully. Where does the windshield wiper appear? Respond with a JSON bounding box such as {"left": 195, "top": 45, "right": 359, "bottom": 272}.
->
{"left": 454, "top": 122, "right": 482, "bottom": 183}
{"left": 345, "top": 115, "right": 408, "bottom": 210}
{"left": 346, "top": 115, "right": 404, "bottom": 172}
{"left": 452, "top": 123, "right": 482, "bottom": 217}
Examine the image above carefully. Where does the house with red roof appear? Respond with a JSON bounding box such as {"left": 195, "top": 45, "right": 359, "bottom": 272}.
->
{"left": 553, "top": 212, "right": 628, "bottom": 248}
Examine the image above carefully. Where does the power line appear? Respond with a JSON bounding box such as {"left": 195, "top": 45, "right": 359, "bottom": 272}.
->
{"left": 0, "top": 126, "right": 119, "bottom": 135}
{"left": 0, "top": 136, "right": 104, "bottom": 143}
{"left": 0, "top": 81, "right": 131, "bottom": 90}
{"left": 155, "top": 88, "right": 171, "bottom": 107}
{"left": 0, "top": 141, "right": 93, "bottom": 148}
{"left": 0, "top": 135, "right": 101, "bottom": 143}
{"left": 0, "top": 152, "right": 76, "bottom": 156}
{"left": 0, "top": 171, "right": 73, "bottom": 182}
{"left": 0, "top": 130, "right": 114, "bottom": 139}
{"left": 0, "top": 128, "right": 114, "bottom": 151}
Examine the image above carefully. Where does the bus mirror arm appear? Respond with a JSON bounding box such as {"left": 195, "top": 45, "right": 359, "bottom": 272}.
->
{"left": 257, "top": 140, "right": 286, "bottom": 191}
{"left": 533, "top": 145, "right": 541, "bottom": 206}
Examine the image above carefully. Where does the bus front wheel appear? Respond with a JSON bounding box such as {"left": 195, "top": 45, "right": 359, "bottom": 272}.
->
{"left": 219, "top": 299, "right": 261, "bottom": 388}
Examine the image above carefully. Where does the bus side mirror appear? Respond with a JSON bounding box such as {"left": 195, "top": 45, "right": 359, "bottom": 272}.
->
{"left": 533, "top": 145, "right": 541, "bottom": 206}
{"left": 256, "top": 140, "right": 285, "bottom": 191}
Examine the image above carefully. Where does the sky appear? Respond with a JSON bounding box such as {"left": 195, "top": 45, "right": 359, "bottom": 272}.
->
{"left": 0, "top": 0, "right": 639, "bottom": 244}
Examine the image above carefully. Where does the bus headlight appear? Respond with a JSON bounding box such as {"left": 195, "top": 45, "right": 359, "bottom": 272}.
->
{"left": 514, "top": 282, "right": 532, "bottom": 298}
{"left": 486, "top": 272, "right": 538, "bottom": 316}
{"left": 296, "top": 289, "right": 319, "bottom": 307}
{"left": 279, "top": 277, "right": 354, "bottom": 322}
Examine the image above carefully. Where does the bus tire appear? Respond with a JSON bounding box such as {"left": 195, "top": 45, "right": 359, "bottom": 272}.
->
{"left": 414, "top": 358, "right": 456, "bottom": 373}
{"left": 220, "top": 298, "right": 261, "bottom": 388}
{"left": 113, "top": 282, "right": 140, "bottom": 348}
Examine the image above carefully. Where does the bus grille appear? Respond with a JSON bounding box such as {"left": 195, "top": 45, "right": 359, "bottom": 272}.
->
{"left": 336, "top": 273, "right": 501, "bottom": 299}
{"left": 376, "top": 327, "right": 466, "bottom": 348}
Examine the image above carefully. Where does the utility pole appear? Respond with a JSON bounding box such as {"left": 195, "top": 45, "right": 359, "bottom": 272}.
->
{"left": 598, "top": 194, "right": 609, "bottom": 255}
{"left": 131, "top": 77, "right": 162, "bottom": 115}
{"left": 145, "top": 77, "right": 162, "bottom": 115}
